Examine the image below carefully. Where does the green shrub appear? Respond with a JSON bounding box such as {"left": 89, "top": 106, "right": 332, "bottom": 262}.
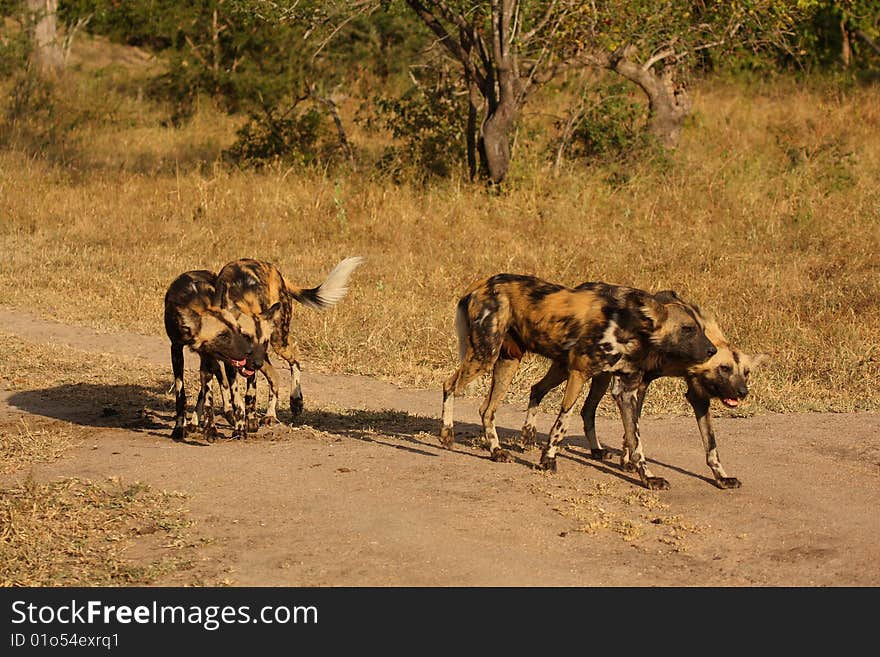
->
{"left": 369, "top": 67, "right": 466, "bottom": 182}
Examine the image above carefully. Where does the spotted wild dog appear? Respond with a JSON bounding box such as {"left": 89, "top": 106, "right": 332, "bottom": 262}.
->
{"left": 164, "top": 270, "right": 275, "bottom": 442}
{"left": 212, "top": 256, "right": 364, "bottom": 437}
{"left": 522, "top": 289, "right": 768, "bottom": 489}
{"left": 440, "top": 275, "right": 717, "bottom": 488}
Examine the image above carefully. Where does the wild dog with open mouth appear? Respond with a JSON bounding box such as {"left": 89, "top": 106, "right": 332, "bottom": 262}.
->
{"left": 441, "top": 275, "right": 717, "bottom": 488}
{"left": 212, "top": 256, "right": 364, "bottom": 437}
{"left": 164, "top": 270, "right": 272, "bottom": 442}
{"left": 522, "top": 289, "right": 768, "bottom": 489}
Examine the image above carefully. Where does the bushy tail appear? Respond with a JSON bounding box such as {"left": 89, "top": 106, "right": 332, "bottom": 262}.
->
{"left": 287, "top": 257, "right": 364, "bottom": 310}
{"left": 454, "top": 295, "right": 470, "bottom": 362}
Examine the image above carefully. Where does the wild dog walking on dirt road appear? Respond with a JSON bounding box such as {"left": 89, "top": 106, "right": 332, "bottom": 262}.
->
{"left": 523, "top": 289, "right": 769, "bottom": 489}
{"left": 441, "top": 275, "right": 717, "bottom": 489}
{"left": 212, "top": 256, "right": 364, "bottom": 437}
{"left": 164, "top": 270, "right": 273, "bottom": 442}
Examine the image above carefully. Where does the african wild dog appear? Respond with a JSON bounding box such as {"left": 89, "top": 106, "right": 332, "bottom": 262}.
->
{"left": 440, "top": 275, "right": 717, "bottom": 488}
{"left": 212, "top": 256, "right": 364, "bottom": 437}
{"left": 164, "top": 270, "right": 274, "bottom": 442}
{"left": 522, "top": 289, "right": 768, "bottom": 489}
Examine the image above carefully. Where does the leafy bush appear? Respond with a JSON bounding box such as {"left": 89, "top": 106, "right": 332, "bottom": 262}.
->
{"left": 224, "top": 103, "right": 326, "bottom": 167}
{"left": 369, "top": 67, "right": 466, "bottom": 181}
{"left": 565, "top": 83, "right": 652, "bottom": 163}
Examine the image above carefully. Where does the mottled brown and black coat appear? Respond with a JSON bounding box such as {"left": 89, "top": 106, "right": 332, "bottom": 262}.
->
{"left": 440, "top": 274, "right": 717, "bottom": 488}
{"left": 163, "top": 270, "right": 264, "bottom": 442}
{"left": 524, "top": 289, "right": 768, "bottom": 489}
{"left": 212, "top": 257, "right": 363, "bottom": 436}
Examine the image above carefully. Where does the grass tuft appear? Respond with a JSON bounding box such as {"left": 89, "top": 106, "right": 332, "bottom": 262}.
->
{"left": 0, "top": 477, "right": 195, "bottom": 586}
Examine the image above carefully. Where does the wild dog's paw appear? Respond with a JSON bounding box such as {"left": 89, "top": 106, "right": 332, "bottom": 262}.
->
{"left": 260, "top": 415, "right": 280, "bottom": 427}
{"left": 490, "top": 447, "right": 511, "bottom": 463}
{"left": 538, "top": 452, "right": 558, "bottom": 472}
{"left": 439, "top": 426, "right": 455, "bottom": 450}
{"left": 171, "top": 426, "right": 186, "bottom": 442}
{"left": 621, "top": 458, "right": 638, "bottom": 473}
{"left": 644, "top": 476, "right": 670, "bottom": 491}
{"left": 246, "top": 417, "right": 260, "bottom": 433}
{"left": 290, "top": 397, "right": 304, "bottom": 418}
{"left": 520, "top": 424, "right": 538, "bottom": 447}
{"left": 232, "top": 428, "right": 248, "bottom": 440}
{"left": 716, "top": 477, "right": 742, "bottom": 490}
{"left": 590, "top": 448, "right": 609, "bottom": 461}
{"left": 203, "top": 425, "right": 219, "bottom": 443}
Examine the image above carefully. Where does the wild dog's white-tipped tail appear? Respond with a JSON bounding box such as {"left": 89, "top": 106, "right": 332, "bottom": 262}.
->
{"left": 454, "top": 296, "right": 470, "bottom": 362}
{"left": 289, "top": 256, "right": 364, "bottom": 310}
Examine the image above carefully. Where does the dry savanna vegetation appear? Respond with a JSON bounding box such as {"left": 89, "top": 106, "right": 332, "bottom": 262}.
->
{"left": 0, "top": 477, "right": 196, "bottom": 586}
{"left": 0, "top": 332, "right": 204, "bottom": 585}
{"left": 0, "top": 35, "right": 878, "bottom": 417}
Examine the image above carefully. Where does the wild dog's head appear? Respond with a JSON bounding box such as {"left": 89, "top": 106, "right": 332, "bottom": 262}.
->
{"left": 685, "top": 316, "right": 769, "bottom": 408}
{"left": 183, "top": 306, "right": 257, "bottom": 373}
{"left": 165, "top": 271, "right": 258, "bottom": 371}
{"left": 638, "top": 290, "right": 717, "bottom": 365}
{"left": 231, "top": 302, "right": 283, "bottom": 376}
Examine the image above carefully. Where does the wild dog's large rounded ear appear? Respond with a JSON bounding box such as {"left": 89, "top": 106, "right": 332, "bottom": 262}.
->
{"left": 749, "top": 353, "right": 771, "bottom": 369}
{"left": 639, "top": 294, "right": 668, "bottom": 330}
{"left": 211, "top": 279, "right": 228, "bottom": 308}
{"left": 261, "top": 301, "right": 283, "bottom": 322}
{"left": 652, "top": 289, "right": 683, "bottom": 304}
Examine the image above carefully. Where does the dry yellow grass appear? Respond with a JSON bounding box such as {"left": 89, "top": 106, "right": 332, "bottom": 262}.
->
{"left": 0, "top": 417, "right": 79, "bottom": 475}
{"left": 0, "top": 47, "right": 877, "bottom": 415}
{"left": 0, "top": 477, "right": 195, "bottom": 586}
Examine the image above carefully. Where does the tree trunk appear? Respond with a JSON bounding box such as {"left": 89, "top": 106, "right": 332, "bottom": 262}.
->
{"left": 465, "top": 77, "right": 481, "bottom": 181}
{"left": 479, "top": 0, "right": 519, "bottom": 185}
{"left": 26, "top": 0, "right": 64, "bottom": 75}
{"left": 610, "top": 47, "right": 691, "bottom": 149}
{"left": 480, "top": 104, "right": 515, "bottom": 184}
{"left": 840, "top": 17, "right": 852, "bottom": 68}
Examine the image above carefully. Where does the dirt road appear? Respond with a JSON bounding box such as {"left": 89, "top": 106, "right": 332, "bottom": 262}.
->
{"left": 1, "top": 309, "right": 878, "bottom": 586}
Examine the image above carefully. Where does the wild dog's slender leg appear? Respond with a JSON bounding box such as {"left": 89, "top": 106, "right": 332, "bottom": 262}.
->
{"left": 441, "top": 292, "right": 508, "bottom": 450}
{"left": 439, "top": 355, "right": 488, "bottom": 450}
{"left": 539, "top": 369, "right": 588, "bottom": 472}
{"left": 171, "top": 344, "right": 187, "bottom": 441}
{"left": 271, "top": 334, "right": 303, "bottom": 419}
{"left": 191, "top": 355, "right": 213, "bottom": 430}
{"left": 245, "top": 372, "right": 259, "bottom": 433}
{"left": 480, "top": 355, "right": 520, "bottom": 462}
{"left": 521, "top": 360, "right": 567, "bottom": 447}
{"left": 192, "top": 364, "right": 217, "bottom": 442}
{"left": 617, "top": 378, "right": 652, "bottom": 467}
{"left": 612, "top": 374, "right": 668, "bottom": 490}
{"left": 259, "top": 358, "right": 281, "bottom": 426}
{"left": 201, "top": 368, "right": 218, "bottom": 442}
{"left": 580, "top": 371, "right": 612, "bottom": 460}
{"left": 222, "top": 363, "right": 237, "bottom": 425}
{"left": 686, "top": 382, "right": 741, "bottom": 489}
{"left": 231, "top": 370, "right": 248, "bottom": 439}
{"left": 212, "top": 360, "right": 234, "bottom": 426}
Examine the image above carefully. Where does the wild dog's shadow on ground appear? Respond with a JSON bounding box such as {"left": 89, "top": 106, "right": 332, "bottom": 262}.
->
{"left": 3, "top": 383, "right": 533, "bottom": 462}
{"left": 5, "top": 382, "right": 184, "bottom": 439}
{"left": 561, "top": 441, "right": 715, "bottom": 487}
{"left": 285, "top": 408, "right": 537, "bottom": 467}
{"left": 5, "top": 384, "right": 708, "bottom": 482}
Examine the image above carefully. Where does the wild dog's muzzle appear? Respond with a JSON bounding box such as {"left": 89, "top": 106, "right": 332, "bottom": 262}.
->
{"left": 226, "top": 357, "right": 256, "bottom": 377}
{"left": 721, "top": 385, "right": 749, "bottom": 409}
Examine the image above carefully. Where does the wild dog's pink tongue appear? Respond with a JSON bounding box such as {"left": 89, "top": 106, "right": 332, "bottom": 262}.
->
{"left": 722, "top": 398, "right": 739, "bottom": 408}
{"left": 240, "top": 367, "right": 255, "bottom": 377}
